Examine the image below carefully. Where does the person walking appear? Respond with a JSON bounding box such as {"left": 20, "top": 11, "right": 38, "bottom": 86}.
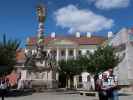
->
{"left": 96, "top": 69, "right": 119, "bottom": 100}
{"left": 0, "top": 77, "right": 8, "bottom": 100}
{"left": 108, "top": 69, "right": 119, "bottom": 100}
{"left": 96, "top": 73, "right": 109, "bottom": 100}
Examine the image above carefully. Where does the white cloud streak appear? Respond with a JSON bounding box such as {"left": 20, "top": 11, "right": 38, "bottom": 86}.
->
{"left": 91, "top": 0, "right": 130, "bottom": 10}
{"left": 54, "top": 5, "right": 114, "bottom": 33}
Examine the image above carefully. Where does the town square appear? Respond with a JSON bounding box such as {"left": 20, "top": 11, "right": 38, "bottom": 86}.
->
{"left": 0, "top": 0, "right": 133, "bottom": 100}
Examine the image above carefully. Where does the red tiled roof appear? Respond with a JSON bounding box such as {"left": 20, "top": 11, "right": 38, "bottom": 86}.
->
{"left": 16, "top": 36, "right": 106, "bottom": 62}
{"left": 27, "top": 36, "right": 106, "bottom": 45}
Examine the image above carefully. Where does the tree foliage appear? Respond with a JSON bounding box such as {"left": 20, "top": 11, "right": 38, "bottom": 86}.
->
{"left": 59, "top": 45, "right": 119, "bottom": 76}
{"left": 59, "top": 59, "right": 82, "bottom": 77}
{"left": 87, "top": 45, "right": 120, "bottom": 74}
{"left": 0, "top": 34, "right": 20, "bottom": 76}
{"left": 58, "top": 45, "right": 119, "bottom": 88}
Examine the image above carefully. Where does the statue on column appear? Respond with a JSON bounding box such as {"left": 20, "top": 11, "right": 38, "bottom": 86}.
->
{"left": 36, "top": 4, "right": 46, "bottom": 46}
{"left": 36, "top": 4, "right": 46, "bottom": 22}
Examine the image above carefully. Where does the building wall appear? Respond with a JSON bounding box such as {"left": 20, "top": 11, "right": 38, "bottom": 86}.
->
{"left": 43, "top": 44, "right": 97, "bottom": 61}
{"left": 110, "top": 28, "right": 133, "bottom": 85}
{"left": 16, "top": 35, "right": 105, "bottom": 89}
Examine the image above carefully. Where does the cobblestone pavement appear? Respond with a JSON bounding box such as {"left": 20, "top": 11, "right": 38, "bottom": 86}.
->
{"left": 2, "top": 92, "right": 133, "bottom": 100}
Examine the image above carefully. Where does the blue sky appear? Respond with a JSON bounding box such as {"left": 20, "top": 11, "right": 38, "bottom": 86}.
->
{"left": 0, "top": 0, "right": 133, "bottom": 47}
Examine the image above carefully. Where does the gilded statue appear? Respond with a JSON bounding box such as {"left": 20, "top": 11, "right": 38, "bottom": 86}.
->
{"left": 37, "top": 4, "right": 46, "bottom": 22}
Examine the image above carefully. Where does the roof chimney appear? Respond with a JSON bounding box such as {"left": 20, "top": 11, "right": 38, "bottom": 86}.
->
{"left": 76, "top": 32, "right": 80, "bottom": 38}
{"left": 108, "top": 31, "right": 113, "bottom": 39}
{"left": 86, "top": 32, "right": 91, "bottom": 38}
{"left": 51, "top": 32, "right": 56, "bottom": 38}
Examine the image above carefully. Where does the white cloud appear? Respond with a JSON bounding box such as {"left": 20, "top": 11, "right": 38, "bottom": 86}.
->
{"left": 54, "top": 5, "right": 114, "bottom": 33}
{"left": 91, "top": 0, "right": 130, "bottom": 9}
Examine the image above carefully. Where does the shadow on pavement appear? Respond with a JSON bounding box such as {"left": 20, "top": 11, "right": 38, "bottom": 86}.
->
{"left": 119, "top": 93, "right": 132, "bottom": 96}
{"left": 5, "top": 89, "right": 33, "bottom": 97}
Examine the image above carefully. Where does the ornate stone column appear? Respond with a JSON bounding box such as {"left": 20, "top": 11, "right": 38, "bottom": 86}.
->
{"left": 65, "top": 48, "right": 68, "bottom": 61}
{"left": 74, "top": 48, "right": 77, "bottom": 60}
{"left": 56, "top": 48, "right": 59, "bottom": 62}
{"left": 47, "top": 49, "right": 51, "bottom": 56}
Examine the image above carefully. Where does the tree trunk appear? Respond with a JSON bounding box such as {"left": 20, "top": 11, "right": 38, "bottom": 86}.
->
{"left": 65, "top": 77, "right": 67, "bottom": 88}
{"left": 65, "top": 75, "right": 70, "bottom": 89}
{"left": 2, "top": 96, "right": 4, "bottom": 100}
{"left": 68, "top": 78, "right": 71, "bottom": 88}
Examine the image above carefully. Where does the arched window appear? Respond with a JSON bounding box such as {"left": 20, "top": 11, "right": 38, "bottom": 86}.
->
{"left": 69, "top": 50, "right": 73, "bottom": 56}
{"left": 61, "top": 50, "right": 65, "bottom": 56}
{"left": 87, "top": 75, "right": 90, "bottom": 82}
{"left": 78, "top": 50, "right": 81, "bottom": 55}
{"left": 79, "top": 75, "right": 82, "bottom": 82}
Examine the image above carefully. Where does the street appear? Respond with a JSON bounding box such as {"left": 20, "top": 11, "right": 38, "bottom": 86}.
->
{"left": 2, "top": 92, "right": 133, "bottom": 100}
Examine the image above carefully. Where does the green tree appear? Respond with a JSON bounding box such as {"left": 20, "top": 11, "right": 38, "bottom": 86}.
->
{"left": 0, "top": 34, "right": 20, "bottom": 77}
{"left": 76, "top": 56, "right": 88, "bottom": 71}
{"left": 58, "top": 59, "right": 82, "bottom": 88}
{"left": 88, "top": 45, "right": 119, "bottom": 74}
{"left": 58, "top": 45, "right": 119, "bottom": 88}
